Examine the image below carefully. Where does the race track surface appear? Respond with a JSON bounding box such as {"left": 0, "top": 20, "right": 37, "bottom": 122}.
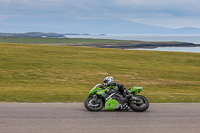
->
{"left": 0, "top": 103, "right": 200, "bottom": 133}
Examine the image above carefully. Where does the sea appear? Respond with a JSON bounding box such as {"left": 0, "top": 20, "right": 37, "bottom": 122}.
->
{"left": 64, "top": 34, "right": 200, "bottom": 53}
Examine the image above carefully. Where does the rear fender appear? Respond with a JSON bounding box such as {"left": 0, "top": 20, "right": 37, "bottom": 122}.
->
{"left": 129, "top": 87, "right": 143, "bottom": 95}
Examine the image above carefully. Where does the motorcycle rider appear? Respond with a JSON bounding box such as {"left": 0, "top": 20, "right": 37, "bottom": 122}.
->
{"left": 103, "top": 76, "right": 133, "bottom": 109}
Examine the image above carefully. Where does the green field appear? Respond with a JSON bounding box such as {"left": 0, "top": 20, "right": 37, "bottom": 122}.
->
{"left": 0, "top": 42, "right": 200, "bottom": 103}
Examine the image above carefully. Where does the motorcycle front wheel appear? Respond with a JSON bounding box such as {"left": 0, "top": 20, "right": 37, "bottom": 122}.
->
{"left": 129, "top": 95, "right": 149, "bottom": 112}
{"left": 84, "top": 96, "right": 104, "bottom": 111}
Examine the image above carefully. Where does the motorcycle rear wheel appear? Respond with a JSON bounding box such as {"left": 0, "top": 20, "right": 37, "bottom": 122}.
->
{"left": 84, "top": 96, "right": 104, "bottom": 111}
{"left": 129, "top": 95, "right": 149, "bottom": 112}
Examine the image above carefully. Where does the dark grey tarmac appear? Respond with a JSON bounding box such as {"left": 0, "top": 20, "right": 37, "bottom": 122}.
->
{"left": 0, "top": 103, "right": 200, "bottom": 133}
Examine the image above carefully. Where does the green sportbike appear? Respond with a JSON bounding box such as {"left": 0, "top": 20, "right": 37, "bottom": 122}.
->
{"left": 84, "top": 84, "right": 149, "bottom": 112}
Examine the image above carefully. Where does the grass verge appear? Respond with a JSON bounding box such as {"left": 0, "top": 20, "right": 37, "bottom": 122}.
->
{"left": 0, "top": 43, "right": 200, "bottom": 102}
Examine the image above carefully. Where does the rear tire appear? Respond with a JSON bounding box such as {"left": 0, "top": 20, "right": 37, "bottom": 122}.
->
{"left": 84, "top": 96, "right": 104, "bottom": 111}
{"left": 129, "top": 95, "right": 149, "bottom": 112}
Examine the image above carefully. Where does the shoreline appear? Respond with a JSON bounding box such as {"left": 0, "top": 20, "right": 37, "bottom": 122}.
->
{"left": 1, "top": 36, "right": 200, "bottom": 49}
{"left": 79, "top": 42, "right": 200, "bottom": 49}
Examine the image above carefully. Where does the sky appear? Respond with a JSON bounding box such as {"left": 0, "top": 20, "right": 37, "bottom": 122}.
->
{"left": 1, "top": 0, "right": 200, "bottom": 33}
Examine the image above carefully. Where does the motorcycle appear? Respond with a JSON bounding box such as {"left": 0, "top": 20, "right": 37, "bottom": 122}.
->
{"left": 84, "top": 84, "right": 149, "bottom": 112}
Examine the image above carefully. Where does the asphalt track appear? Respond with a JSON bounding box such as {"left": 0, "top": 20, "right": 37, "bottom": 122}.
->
{"left": 0, "top": 103, "right": 200, "bottom": 133}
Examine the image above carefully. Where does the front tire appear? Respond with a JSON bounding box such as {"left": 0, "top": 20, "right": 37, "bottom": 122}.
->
{"left": 129, "top": 95, "right": 149, "bottom": 112}
{"left": 84, "top": 96, "right": 104, "bottom": 111}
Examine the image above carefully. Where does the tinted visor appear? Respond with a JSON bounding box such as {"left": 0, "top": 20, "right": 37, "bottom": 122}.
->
{"left": 104, "top": 80, "right": 109, "bottom": 83}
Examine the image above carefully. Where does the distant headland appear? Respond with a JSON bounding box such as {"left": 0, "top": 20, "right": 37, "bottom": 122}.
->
{"left": 0, "top": 32, "right": 105, "bottom": 38}
{"left": 0, "top": 33, "right": 200, "bottom": 49}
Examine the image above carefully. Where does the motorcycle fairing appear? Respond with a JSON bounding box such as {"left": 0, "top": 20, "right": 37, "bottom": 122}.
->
{"left": 104, "top": 98, "right": 120, "bottom": 111}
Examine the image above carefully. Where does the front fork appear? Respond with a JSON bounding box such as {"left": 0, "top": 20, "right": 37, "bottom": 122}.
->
{"left": 91, "top": 95, "right": 102, "bottom": 105}
{"left": 92, "top": 95, "right": 97, "bottom": 100}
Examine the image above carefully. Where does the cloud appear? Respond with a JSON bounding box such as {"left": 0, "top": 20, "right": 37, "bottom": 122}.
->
{"left": 0, "top": 0, "right": 91, "bottom": 14}
{"left": 109, "top": 0, "right": 200, "bottom": 28}
{"left": 1, "top": 0, "right": 200, "bottom": 18}
{"left": 1, "top": 0, "right": 200, "bottom": 32}
{"left": 114, "top": 0, "right": 200, "bottom": 15}
{"left": 114, "top": 0, "right": 199, "bottom": 8}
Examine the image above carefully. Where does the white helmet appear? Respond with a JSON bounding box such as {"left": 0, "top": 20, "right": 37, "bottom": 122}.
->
{"left": 104, "top": 76, "right": 114, "bottom": 85}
